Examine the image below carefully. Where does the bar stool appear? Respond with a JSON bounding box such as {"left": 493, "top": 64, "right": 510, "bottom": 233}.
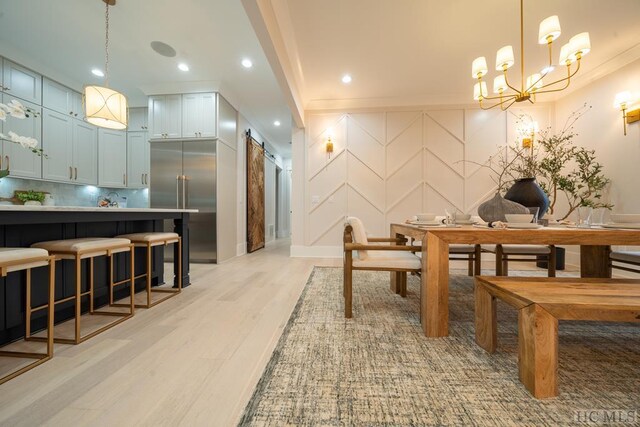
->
{"left": 115, "top": 232, "right": 181, "bottom": 308}
{"left": 31, "top": 238, "right": 134, "bottom": 344}
{"left": 0, "top": 248, "right": 55, "bottom": 385}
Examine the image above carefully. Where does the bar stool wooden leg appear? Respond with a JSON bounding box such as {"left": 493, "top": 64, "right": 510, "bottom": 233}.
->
{"left": 130, "top": 246, "right": 135, "bottom": 315}
{"left": 25, "top": 269, "right": 32, "bottom": 339}
{"left": 146, "top": 242, "right": 152, "bottom": 307}
{"left": 89, "top": 258, "right": 94, "bottom": 314}
{"left": 178, "top": 237, "right": 182, "bottom": 290}
{"left": 47, "top": 258, "right": 55, "bottom": 358}
{"left": 109, "top": 253, "right": 114, "bottom": 305}
{"left": 75, "top": 257, "right": 82, "bottom": 344}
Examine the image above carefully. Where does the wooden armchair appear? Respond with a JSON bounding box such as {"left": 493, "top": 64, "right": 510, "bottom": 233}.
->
{"left": 343, "top": 217, "right": 421, "bottom": 318}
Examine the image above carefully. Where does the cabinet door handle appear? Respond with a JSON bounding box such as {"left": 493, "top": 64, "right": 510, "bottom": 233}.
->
{"left": 141, "top": 173, "right": 144, "bottom": 184}
{"left": 69, "top": 111, "right": 73, "bottom": 115}
{"left": 69, "top": 166, "right": 73, "bottom": 179}
{"left": 176, "top": 175, "right": 180, "bottom": 208}
{"left": 195, "top": 132, "right": 198, "bottom": 137}
{"left": 123, "top": 173, "right": 126, "bottom": 185}
{"left": 74, "top": 167, "right": 78, "bottom": 180}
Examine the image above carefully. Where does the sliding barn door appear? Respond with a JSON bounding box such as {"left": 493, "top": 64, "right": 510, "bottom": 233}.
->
{"left": 247, "top": 136, "right": 265, "bottom": 253}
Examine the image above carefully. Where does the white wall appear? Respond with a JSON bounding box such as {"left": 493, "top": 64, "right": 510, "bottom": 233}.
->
{"left": 292, "top": 106, "right": 552, "bottom": 257}
{"left": 277, "top": 159, "right": 292, "bottom": 238}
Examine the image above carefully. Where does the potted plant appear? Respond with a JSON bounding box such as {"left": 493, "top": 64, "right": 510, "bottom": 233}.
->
{"left": 16, "top": 190, "right": 46, "bottom": 206}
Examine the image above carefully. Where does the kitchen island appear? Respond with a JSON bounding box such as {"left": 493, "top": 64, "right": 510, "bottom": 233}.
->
{"left": 0, "top": 206, "right": 196, "bottom": 345}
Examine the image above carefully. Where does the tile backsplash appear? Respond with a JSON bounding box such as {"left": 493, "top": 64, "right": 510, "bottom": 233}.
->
{"left": 0, "top": 177, "right": 149, "bottom": 208}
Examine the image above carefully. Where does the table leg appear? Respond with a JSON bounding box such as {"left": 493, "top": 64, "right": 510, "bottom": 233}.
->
{"left": 518, "top": 304, "right": 558, "bottom": 398}
{"left": 474, "top": 282, "right": 497, "bottom": 353}
{"left": 580, "top": 245, "right": 611, "bottom": 278}
{"left": 424, "top": 233, "right": 449, "bottom": 337}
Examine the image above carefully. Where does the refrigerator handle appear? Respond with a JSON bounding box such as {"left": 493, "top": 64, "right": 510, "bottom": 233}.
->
{"left": 182, "top": 175, "right": 187, "bottom": 209}
{"left": 176, "top": 175, "right": 181, "bottom": 209}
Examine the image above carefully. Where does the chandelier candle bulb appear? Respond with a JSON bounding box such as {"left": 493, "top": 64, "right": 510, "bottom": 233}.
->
{"left": 473, "top": 82, "right": 488, "bottom": 100}
{"left": 569, "top": 32, "right": 591, "bottom": 58}
{"left": 472, "top": 57, "right": 488, "bottom": 78}
{"left": 495, "top": 46, "right": 515, "bottom": 70}
{"left": 558, "top": 43, "right": 574, "bottom": 65}
{"left": 538, "top": 15, "right": 561, "bottom": 44}
{"left": 493, "top": 75, "right": 507, "bottom": 94}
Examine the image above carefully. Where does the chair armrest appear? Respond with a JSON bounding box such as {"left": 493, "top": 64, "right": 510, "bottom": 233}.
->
{"left": 367, "top": 237, "right": 408, "bottom": 243}
{"left": 345, "top": 243, "right": 420, "bottom": 252}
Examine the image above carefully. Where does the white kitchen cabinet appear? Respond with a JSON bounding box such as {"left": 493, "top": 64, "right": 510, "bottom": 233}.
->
{"left": 148, "top": 95, "right": 181, "bottom": 139}
{"left": 72, "top": 121, "right": 97, "bottom": 184}
{"left": 127, "top": 131, "right": 149, "bottom": 188}
{"left": 98, "top": 128, "right": 127, "bottom": 188}
{"left": 1, "top": 59, "right": 42, "bottom": 104}
{"left": 128, "top": 107, "right": 148, "bottom": 131}
{"left": 43, "top": 78, "right": 83, "bottom": 118}
{"left": 182, "top": 92, "right": 216, "bottom": 138}
{"left": 42, "top": 108, "right": 98, "bottom": 184}
{"left": 0, "top": 95, "right": 42, "bottom": 179}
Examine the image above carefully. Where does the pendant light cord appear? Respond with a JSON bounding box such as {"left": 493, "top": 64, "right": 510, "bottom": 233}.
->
{"left": 104, "top": 0, "right": 110, "bottom": 87}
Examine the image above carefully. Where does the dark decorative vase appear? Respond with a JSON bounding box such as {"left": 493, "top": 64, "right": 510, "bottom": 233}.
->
{"left": 536, "top": 247, "right": 566, "bottom": 270}
{"left": 477, "top": 192, "right": 529, "bottom": 223}
{"left": 504, "top": 177, "right": 549, "bottom": 217}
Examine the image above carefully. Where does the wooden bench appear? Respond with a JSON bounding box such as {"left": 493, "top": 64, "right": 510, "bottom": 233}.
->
{"left": 474, "top": 276, "right": 640, "bottom": 398}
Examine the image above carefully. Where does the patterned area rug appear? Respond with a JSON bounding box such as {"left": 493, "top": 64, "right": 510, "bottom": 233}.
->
{"left": 239, "top": 268, "right": 640, "bottom": 426}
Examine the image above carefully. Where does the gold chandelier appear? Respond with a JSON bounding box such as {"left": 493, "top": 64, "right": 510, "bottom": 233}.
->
{"left": 84, "top": 0, "right": 128, "bottom": 130}
{"left": 471, "top": 0, "right": 590, "bottom": 110}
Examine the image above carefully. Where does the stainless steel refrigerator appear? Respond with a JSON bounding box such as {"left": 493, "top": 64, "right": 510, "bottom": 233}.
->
{"left": 150, "top": 140, "right": 217, "bottom": 263}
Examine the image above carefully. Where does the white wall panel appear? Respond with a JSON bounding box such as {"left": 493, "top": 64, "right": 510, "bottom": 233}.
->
{"left": 304, "top": 105, "right": 551, "bottom": 248}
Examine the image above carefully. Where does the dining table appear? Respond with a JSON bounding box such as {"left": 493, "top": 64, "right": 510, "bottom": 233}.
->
{"left": 389, "top": 222, "right": 640, "bottom": 338}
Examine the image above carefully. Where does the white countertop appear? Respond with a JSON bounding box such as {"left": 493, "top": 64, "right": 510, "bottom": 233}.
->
{"left": 0, "top": 205, "right": 198, "bottom": 213}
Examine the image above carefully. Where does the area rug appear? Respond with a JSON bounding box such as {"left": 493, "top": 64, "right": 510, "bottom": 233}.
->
{"left": 239, "top": 268, "right": 640, "bottom": 426}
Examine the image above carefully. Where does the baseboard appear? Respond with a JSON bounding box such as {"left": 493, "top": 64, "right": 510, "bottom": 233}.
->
{"left": 236, "top": 242, "right": 247, "bottom": 257}
{"left": 290, "top": 245, "right": 342, "bottom": 258}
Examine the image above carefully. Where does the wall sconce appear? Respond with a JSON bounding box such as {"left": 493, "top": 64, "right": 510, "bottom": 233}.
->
{"left": 326, "top": 136, "right": 334, "bottom": 159}
{"left": 521, "top": 121, "right": 538, "bottom": 154}
{"left": 614, "top": 91, "right": 639, "bottom": 136}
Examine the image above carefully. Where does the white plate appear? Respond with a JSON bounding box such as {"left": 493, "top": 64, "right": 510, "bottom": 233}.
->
{"left": 409, "top": 220, "right": 441, "bottom": 226}
{"left": 601, "top": 223, "right": 640, "bottom": 230}
{"left": 506, "top": 223, "right": 543, "bottom": 229}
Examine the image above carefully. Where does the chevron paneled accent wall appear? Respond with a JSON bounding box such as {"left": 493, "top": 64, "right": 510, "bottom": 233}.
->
{"left": 304, "top": 107, "right": 552, "bottom": 248}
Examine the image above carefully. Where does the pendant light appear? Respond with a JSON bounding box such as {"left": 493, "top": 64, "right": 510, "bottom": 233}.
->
{"left": 84, "top": 0, "right": 128, "bottom": 130}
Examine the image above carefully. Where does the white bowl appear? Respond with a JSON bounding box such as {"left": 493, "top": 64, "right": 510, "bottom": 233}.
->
{"left": 505, "top": 214, "right": 534, "bottom": 223}
{"left": 453, "top": 213, "right": 471, "bottom": 221}
{"left": 610, "top": 214, "right": 640, "bottom": 223}
{"left": 417, "top": 213, "right": 436, "bottom": 221}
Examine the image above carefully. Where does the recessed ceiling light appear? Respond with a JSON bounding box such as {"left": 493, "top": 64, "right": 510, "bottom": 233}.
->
{"left": 178, "top": 63, "right": 189, "bottom": 72}
{"left": 274, "top": 120, "right": 281, "bottom": 126}
{"left": 242, "top": 58, "right": 253, "bottom": 68}
{"left": 342, "top": 74, "right": 352, "bottom": 84}
{"left": 91, "top": 68, "right": 104, "bottom": 77}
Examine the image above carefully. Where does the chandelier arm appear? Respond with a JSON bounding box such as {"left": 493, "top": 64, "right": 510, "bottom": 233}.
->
{"left": 502, "top": 70, "right": 521, "bottom": 94}
{"left": 104, "top": 0, "right": 109, "bottom": 87}
{"left": 478, "top": 95, "right": 517, "bottom": 111}
{"left": 520, "top": 0, "right": 525, "bottom": 93}
{"left": 534, "top": 59, "right": 581, "bottom": 95}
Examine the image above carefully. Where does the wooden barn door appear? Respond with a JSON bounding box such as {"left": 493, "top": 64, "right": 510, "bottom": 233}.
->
{"left": 246, "top": 134, "right": 265, "bottom": 253}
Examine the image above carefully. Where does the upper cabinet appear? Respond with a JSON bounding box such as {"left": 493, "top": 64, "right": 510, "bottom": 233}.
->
{"left": 148, "top": 95, "right": 181, "bottom": 139}
{"left": 128, "top": 107, "right": 148, "bottom": 131}
{"left": 43, "top": 78, "right": 84, "bottom": 119}
{"left": 98, "top": 128, "right": 127, "bottom": 188}
{"left": 1, "top": 59, "right": 42, "bottom": 105}
{"left": 0, "top": 94, "right": 42, "bottom": 179}
{"left": 182, "top": 93, "right": 216, "bottom": 138}
{"left": 127, "top": 131, "right": 149, "bottom": 188}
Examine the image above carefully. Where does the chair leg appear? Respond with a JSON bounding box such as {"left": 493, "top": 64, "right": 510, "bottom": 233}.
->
{"left": 503, "top": 257, "right": 509, "bottom": 276}
{"left": 474, "top": 245, "right": 482, "bottom": 276}
{"left": 467, "top": 254, "right": 474, "bottom": 276}
{"left": 548, "top": 245, "right": 557, "bottom": 277}
{"left": 130, "top": 246, "right": 135, "bottom": 315}
{"left": 495, "top": 245, "right": 504, "bottom": 276}
{"left": 399, "top": 272, "right": 407, "bottom": 297}
{"left": 345, "top": 263, "right": 352, "bottom": 318}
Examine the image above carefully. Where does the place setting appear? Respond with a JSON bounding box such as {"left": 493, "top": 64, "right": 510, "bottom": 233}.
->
{"left": 600, "top": 213, "right": 640, "bottom": 230}
{"left": 407, "top": 211, "right": 479, "bottom": 228}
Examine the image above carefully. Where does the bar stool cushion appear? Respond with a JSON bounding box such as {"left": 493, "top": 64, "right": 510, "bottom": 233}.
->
{"left": 116, "top": 232, "right": 179, "bottom": 244}
{"left": 32, "top": 238, "right": 131, "bottom": 258}
{"left": 0, "top": 248, "right": 50, "bottom": 273}
{"left": 481, "top": 244, "right": 551, "bottom": 255}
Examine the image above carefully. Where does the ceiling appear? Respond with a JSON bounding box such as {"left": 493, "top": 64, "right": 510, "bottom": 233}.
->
{"left": 266, "top": 0, "right": 640, "bottom": 111}
{"left": 0, "top": 0, "right": 293, "bottom": 156}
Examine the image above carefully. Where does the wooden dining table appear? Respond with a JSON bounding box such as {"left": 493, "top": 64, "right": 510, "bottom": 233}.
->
{"left": 389, "top": 223, "right": 640, "bottom": 338}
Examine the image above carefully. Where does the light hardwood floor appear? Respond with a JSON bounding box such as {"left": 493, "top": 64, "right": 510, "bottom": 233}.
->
{"left": 0, "top": 240, "right": 575, "bottom": 426}
{"left": 0, "top": 239, "right": 339, "bottom": 427}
